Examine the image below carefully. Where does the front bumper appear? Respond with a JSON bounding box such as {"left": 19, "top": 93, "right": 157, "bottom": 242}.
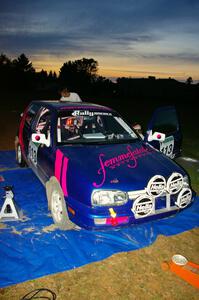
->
{"left": 66, "top": 188, "right": 196, "bottom": 230}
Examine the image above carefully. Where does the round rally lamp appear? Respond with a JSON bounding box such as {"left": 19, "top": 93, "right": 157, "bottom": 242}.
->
{"left": 147, "top": 175, "right": 166, "bottom": 197}
{"left": 167, "top": 172, "right": 184, "bottom": 194}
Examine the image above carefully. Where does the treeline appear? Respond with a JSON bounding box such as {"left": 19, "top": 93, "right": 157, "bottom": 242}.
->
{"left": 0, "top": 53, "right": 198, "bottom": 116}
{"left": 0, "top": 53, "right": 114, "bottom": 100}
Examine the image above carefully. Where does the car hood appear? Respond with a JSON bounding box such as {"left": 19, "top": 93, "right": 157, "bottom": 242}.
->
{"left": 57, "top": 140, "right": 185, "bottom": 205}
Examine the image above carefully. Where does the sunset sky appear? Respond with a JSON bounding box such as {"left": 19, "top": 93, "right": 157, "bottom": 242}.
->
{"left": 1, "top": 0, "right": 199, "bottom": 81}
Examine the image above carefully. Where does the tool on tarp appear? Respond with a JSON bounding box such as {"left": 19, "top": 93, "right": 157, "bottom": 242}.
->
{"left": 0, "top": 186, "right": 20, "bottom": 221}
{"left": 162, "top": 254, "right": 199, "bottom": 289}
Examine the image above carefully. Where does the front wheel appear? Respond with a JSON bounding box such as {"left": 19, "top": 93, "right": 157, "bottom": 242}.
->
{"left": 46, "top": 177, "right": 75, "bottom": 230}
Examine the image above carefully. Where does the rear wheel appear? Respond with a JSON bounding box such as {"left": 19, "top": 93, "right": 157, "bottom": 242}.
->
{"left": 16, "top": 143, "right": 26, "bottom": 167}
{"left": 46, "top": 177, "right": 75, "bottom": 230}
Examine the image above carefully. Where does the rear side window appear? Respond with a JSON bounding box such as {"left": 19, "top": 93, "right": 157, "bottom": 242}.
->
{"left": 25, "top": 104, "right": 40, "bottom": 126}
{"left": 35, "top": 107, "right": 51, "bottom": 134}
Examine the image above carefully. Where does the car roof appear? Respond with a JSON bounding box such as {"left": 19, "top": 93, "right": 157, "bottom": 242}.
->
{"left": 30, "top": 100, "right": 113, "bottom": 113}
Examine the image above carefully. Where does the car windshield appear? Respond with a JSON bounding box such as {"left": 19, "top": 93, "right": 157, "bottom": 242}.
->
{"left": 57, "top": 110, "right": 137, "bottom": 144}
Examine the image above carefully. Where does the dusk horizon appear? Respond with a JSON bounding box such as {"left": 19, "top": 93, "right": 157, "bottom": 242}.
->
{"left": 1, "top": 0, "right": 199, "bottom": 82}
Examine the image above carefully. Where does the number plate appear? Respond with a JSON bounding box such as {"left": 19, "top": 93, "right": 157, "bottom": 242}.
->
{"left": 159, "top": 136, "right": 174, "bottom": 158}
{"left": 28, "top": 141, "right": 39, "bottom": 166}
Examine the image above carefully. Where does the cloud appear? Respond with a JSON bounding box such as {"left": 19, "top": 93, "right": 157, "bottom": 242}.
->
{"left": 140, "top": 52, "right": 199, "bottom": 64}
{"left": 0, "top": 0, "right": 199, "bottom": 77}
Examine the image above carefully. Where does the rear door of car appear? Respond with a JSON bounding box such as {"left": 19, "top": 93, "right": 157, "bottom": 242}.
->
{"left": 144, "top": 106, "right": 182, "bottom": 159}
{"left": 29, "top": 106, "right": 55, "bottom": 183}
{"left": 19, "top": 103, "right": 40, "bottom": 158}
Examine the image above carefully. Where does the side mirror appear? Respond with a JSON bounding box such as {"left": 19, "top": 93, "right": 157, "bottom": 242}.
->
{"left": 147, "top": 130, "right": 165, "bottom": 142}
{"left": 31, "top": 133, "right": 50, "bottom": 147}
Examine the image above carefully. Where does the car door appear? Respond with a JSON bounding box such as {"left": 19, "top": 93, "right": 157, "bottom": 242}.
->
{"left": 29, "top": 106, "right": 55, "bottom": 183}
{"left": 144, "top": 106, "right": 182, "bottom": 159}
{"left": 20, "top": 103, "right": 40, "bottom": 158}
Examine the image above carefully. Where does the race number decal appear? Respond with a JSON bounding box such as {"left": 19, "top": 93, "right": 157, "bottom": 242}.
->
{"left": 159, "top": 136, "right": 174, "bottom": 158}
{"left": 28, "top": 141, "right": 39, "bottom": 166}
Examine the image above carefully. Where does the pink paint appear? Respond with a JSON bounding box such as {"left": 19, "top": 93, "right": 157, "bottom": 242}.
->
{"left": 60, "top": 106, "right": 112, "bottom": 111}
{"left": 55, "top": 149, "right": 69, "bottom": 197}
{"left": 0, "top": 175, "right": 5, "bottom": 182}
{"left": 93, "top": 145, "right": 152, "bottom": 188}
{"left": 55, "top": 149, "right": 64, "bottom": 182}
{"left": 62, "top": 157, "right": 69, "bottom": 197}
{"left": 106, "top": 216, "right": 129, "bottom": 225}
{"left": 19, "top": 106, "right": 28, "bottom": 153}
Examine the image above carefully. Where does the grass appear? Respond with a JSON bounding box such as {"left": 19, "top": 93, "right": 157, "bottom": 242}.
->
{"left": 182, "top": 138, "right": 199, "bottom": 160}
{"left": 0, "top": 109, "right": 198, "bottom": 300}
{"left": 180, "top": 137, "right": 199, "bottom": 194}
{"left": 0, "top": 230, "right": 198, "bottom": 300}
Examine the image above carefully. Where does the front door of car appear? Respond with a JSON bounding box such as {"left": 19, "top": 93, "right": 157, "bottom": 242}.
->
{"left": 144, "top": 106, "right": 182, "bottom": 159}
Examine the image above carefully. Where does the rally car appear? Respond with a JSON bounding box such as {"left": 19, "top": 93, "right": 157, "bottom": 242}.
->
{"left": 15, "top": 101, "right": 195, "bottom": 229}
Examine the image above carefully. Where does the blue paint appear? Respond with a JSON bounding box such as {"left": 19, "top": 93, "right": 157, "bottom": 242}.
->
{"left": 15, "top": 100, "right": 192, "bottom": 229}
{"left": 0, "top": 167, "right": 198, "bottom": 288}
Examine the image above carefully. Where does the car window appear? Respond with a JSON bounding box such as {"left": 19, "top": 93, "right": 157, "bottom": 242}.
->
{"left": 57, "top": 110, "right": 137, "bottom": 144}
{"left": 25, "top": 104, "right": 40, "bottom": 126}
{"left": 35, "top": 107, "right": 51, "bottom": 135}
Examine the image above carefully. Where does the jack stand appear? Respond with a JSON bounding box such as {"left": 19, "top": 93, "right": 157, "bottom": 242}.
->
{"left": 0, "top": 186, "right": 20, "bottom": 221}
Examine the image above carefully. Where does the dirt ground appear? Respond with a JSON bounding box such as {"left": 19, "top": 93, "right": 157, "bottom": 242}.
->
{"left": 0, "top": 111, "right": 199, "bottom": 300}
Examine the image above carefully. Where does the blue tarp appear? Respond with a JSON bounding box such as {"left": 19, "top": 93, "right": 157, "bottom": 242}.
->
{"left": 0, "top": 152, "right": 198, "bottom": 288}
{"left": 0, "top": 150, "right": 17, "bottom": 169}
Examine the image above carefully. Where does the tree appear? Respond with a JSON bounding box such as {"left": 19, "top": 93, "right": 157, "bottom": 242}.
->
{"left": 11, "top": 54, "right": 35, "bottom": 90}
{"left": 59, "top": 58, "right": 98, "bottom": 94}
{"left": 0, "top": 54, "right": 13, "bottom": 88}
{"left": 0, "top": 53, "right": 11, "bottom": 67}
{"left": 186, "top": 76, "right": 193, "bottom": 85}
{"left": 12, "top": 53, "right": 35, "bottom": 73}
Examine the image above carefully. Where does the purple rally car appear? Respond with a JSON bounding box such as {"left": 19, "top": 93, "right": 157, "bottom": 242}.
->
{"left": 15, "top": 101, "right": 195, "bottom": 229}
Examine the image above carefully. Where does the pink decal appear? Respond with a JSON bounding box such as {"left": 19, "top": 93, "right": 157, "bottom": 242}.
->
{"left": 93, "top": 145, "right": 152, "bottom": 188}
{"left": 60, "top": 106, "right": 112, "bottom": 111}
{"left": 55, "top": 149, "right": 63, "bottom": 182}
{"left": 62, "top": 157, "right": 69, "bottom": 197}
{"left": 93, "top": 154, "right": 106, "bottom": 188}
{"left": 55, "top": 150, "right": 69, "bottom": 197}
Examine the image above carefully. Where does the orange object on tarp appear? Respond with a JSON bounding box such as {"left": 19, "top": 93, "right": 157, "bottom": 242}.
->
{"left": 162, "top": 255, "right": 199, "bottom": 289}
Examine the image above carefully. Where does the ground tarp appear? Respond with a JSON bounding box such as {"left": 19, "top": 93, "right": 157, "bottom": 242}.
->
{"left": 0, "top": 151, "right": 199, "bottom": 288}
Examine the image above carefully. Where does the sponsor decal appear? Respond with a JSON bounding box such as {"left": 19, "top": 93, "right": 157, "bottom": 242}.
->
{"left": 147, "top": 175, "right": 166, "bottom": 196}
{"left": 72, "top": 110, "right": 112, "bottom": 117}
{"left": 93, "top": 145, "right": 152, "bottom": 188}
{"left": 167, "top": 172, "right": 183, "bottom": 194}
{"left": 175, "top": 188, "right": 192, "bottom": 208}
{"left": 132, "top": 195, "right": 154, "bottom": 218}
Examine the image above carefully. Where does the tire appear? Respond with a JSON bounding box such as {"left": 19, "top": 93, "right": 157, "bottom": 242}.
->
{"left": 46, "top": 177, "right": 75, "bottom": 230}
{"left": 16, "top": 143, "right": 26, "bottom": 167}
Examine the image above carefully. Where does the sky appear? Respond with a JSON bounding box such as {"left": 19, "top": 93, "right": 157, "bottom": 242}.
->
{"left": 0, "top": 0, "right": 199, "bottom": 81}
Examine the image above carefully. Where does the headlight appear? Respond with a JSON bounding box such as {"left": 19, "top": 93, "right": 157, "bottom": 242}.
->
{"left": 91, "top": 190, "right": 128, "bottom": 207}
